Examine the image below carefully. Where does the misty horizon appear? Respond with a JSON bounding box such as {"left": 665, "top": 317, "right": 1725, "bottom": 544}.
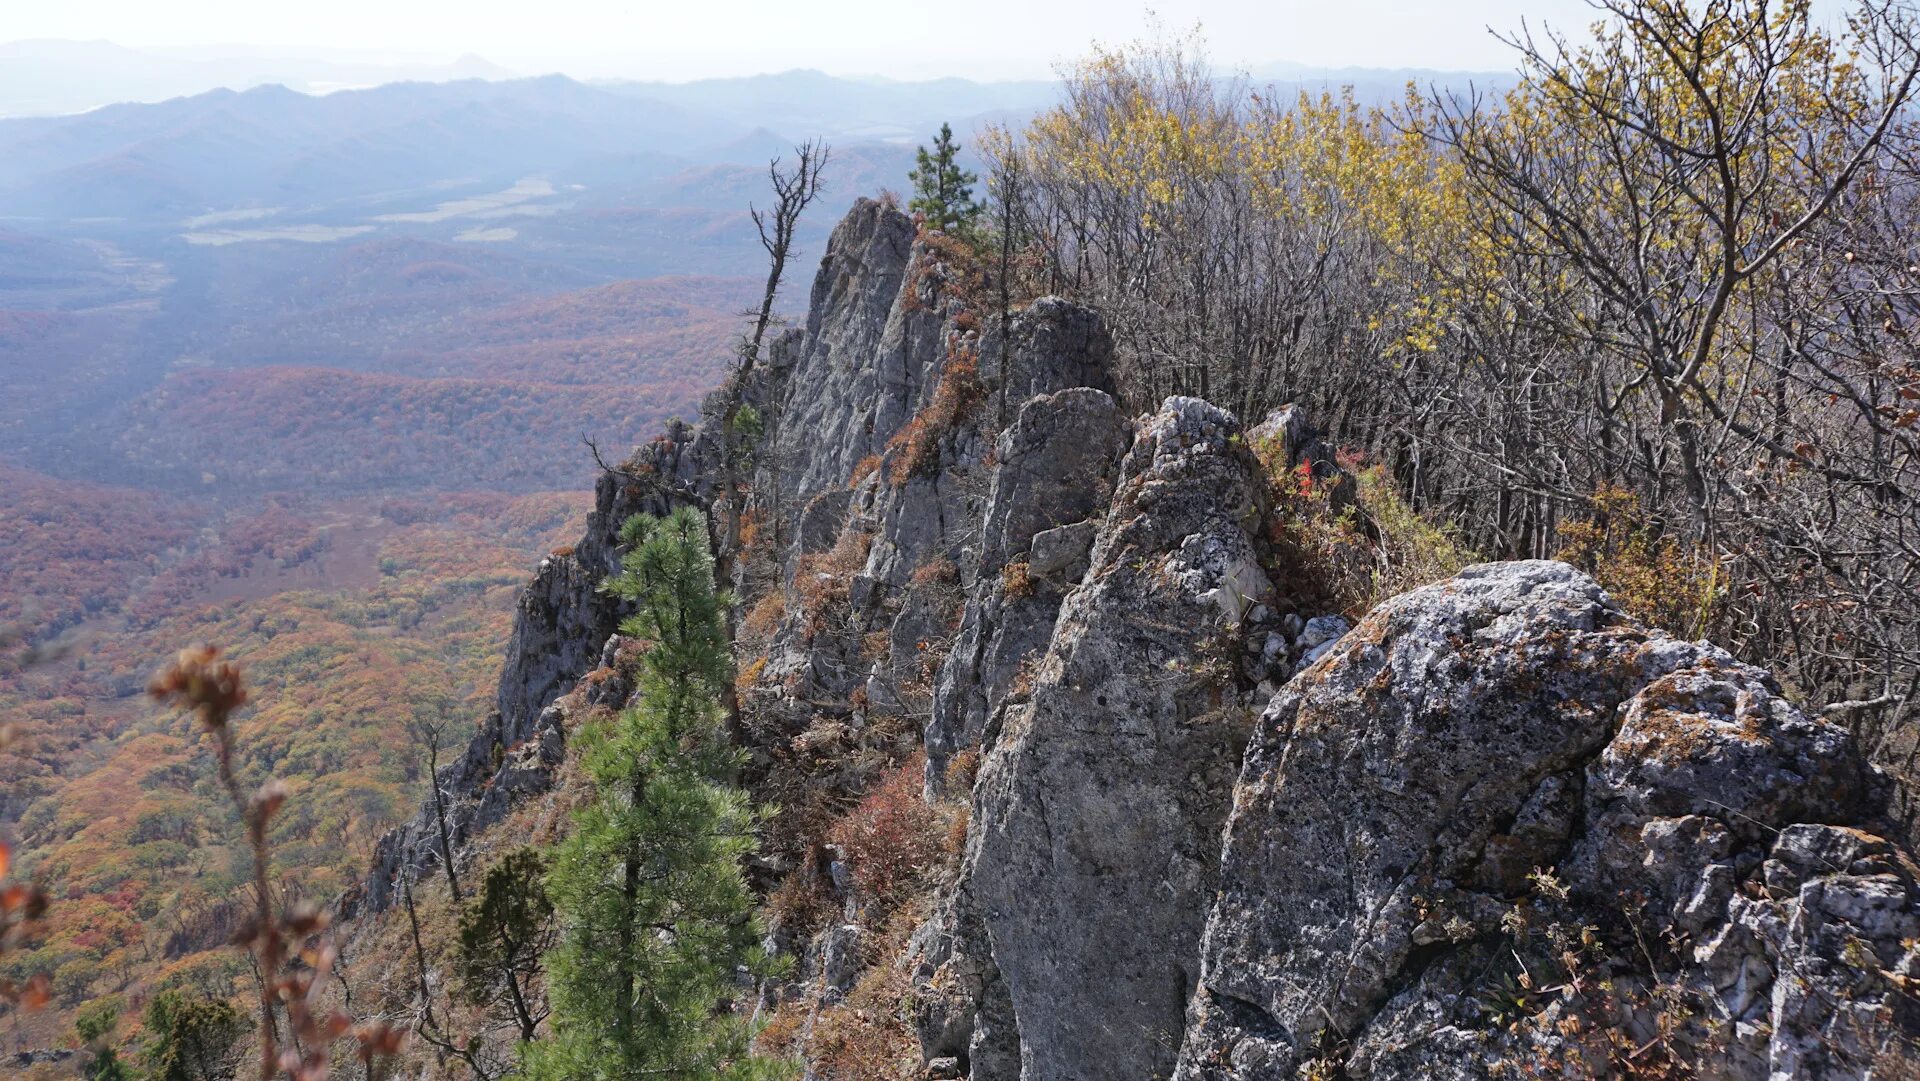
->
{"left": 0, "top": 34, "right": 1528, "bottom": 121}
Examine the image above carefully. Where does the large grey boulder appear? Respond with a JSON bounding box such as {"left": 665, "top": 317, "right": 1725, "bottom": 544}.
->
{"left": 928, "top": 396, "right": 1276, "bottom": 1081}
{"left": 1175, "top": 560, "right": 1919, "bottom": 1081}
{"left": 982, "top": 296, "right": 1115, "bottom": 415}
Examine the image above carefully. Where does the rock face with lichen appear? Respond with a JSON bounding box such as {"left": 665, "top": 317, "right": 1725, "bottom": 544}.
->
{"left": 768, "top": 197, "right": 921, "bottom": 505}
{"left": 1175, "top": 560, "right": 1919, "bottom": 1081}
{"left": 923, "top": 385, "right": 1129, "bottom": 793}
{"left": 917, "top": 397, "right": 1285, "bottom": 1081}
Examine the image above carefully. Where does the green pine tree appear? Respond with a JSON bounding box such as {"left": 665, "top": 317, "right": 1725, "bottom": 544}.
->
{"left": 908, "top": 122, "right": 982, "bottom": 233}
{"left": 521, "top": 506, "right": 788, "bottom": 1081}
{"left": 75, "top": 998, "right": 131, "bottom": 1081}
{"left": 457, "top": 847, "right": 555, "bottom": 1045}
{"left": 140, "top": 988, "right": 247, "bottom": 1081}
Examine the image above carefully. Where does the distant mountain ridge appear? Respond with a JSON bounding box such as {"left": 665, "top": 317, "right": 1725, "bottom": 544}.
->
{"left": 0, "top": 80, "right": 682, "bottom": 219}
{"left": 0, "top": 39, "right": 1508, "bottom": 133}
{"left": 0, "top": 39, "right": 516, "bottom": 118}
{"left": 0, "top": 71, "right": 1040, "bottom": 226}
{"left": 0, "top": 60, "right": 1509, "bottom": 231}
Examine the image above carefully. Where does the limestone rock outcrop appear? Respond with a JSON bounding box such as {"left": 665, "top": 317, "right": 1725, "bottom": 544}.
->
{"left": 745, "top": 222, "right": 1119, "bottom": 735}
{"left": 920, "top": 397, "right": 1280, "bottom": 1081}
{"left": 923, "top": 386, "right": 1129, "bottom": 792}
{"left": 1175, "top": 561, "right": 1918, "bottom": 1081}
{"left": 358, "top": 198, "right": 1124, "bottom": 915}
{"left": 770, "top": 197, "right": 919, "bottom": 504}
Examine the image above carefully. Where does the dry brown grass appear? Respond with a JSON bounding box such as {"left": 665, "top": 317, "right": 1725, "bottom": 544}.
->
{"left": 740, "top": 591, "right": 786, "bottom": 645}
{"left": 884, "top": 350, "right": 985, "bottom": 488}
{"left": 910, "top": 555, "right": 960, "bottom": 588}
{"left": 795, "top": 528, "right": 874, "bottom": 639}
{"left": 849, "top": 454, "right": 883, "bottom": 489}
{"left": 766, "top": 842, "right": 842, "bottom": 942}
{"left": 754, "top": 995, "right": 811, "bottom": 1059}
{"left": 943, "top": 748, "right": 982, "bottom": 794}
{"left": 1558, "top": 484, "right": 1724, "bottom": 638}
{"left": 1001, "top": 560, "right": 1036, "bottom": 598}
{"left": 900, "top": 226, "right": 991, "bottom": 316}
{"left": 734, "top": 655, "right": 769, "bottom": 698}
{"left": 802, "top": 905, "right": 928, "bottom": 1081}
{"left": 827, "top": 754, "right": 950, "bottom": 923}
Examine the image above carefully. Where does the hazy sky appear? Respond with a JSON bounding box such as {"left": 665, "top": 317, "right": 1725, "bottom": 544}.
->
{"left": 2, "top": 1, "right": 1676, "bottom": 81}
{"left": 5, "top": 1, "right": 1869, "bottom": 81}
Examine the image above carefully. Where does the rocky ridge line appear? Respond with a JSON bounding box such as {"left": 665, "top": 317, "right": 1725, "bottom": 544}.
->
{"left": 352, "top": 197, "right": 1920, "bottom": 1080}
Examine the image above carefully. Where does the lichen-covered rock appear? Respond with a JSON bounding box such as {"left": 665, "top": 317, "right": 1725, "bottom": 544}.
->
{"left": 770, "top": 197, "right": 919, "bottom": 505}
{"left": 1289, "top": 613, "right": 1349, "bottom": 673}
{"left": 749, "top": 291, "right": 1115, "bottom": 730}
{"left": 1174, "top": 560, "right": 1919, "bottom": 1081}
{"left": 855, "top": 292, "right": 1117, "bottom": 598}
{"left": 980, "top": 296, "right": 1115, "bottom": 412}
{"left": 929, "top": 396, "right": 1276, "bottom": 1081}
{"left": 1024, "top": 521, "right": 1096, "bottom": 581}
{"left": 924, "top": 386, "right": 1128, "bottom": 792}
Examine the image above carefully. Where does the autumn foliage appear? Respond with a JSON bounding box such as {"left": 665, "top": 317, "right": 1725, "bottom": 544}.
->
{"left": 149, "top": 647, "right": 404, "bottom": 1081}
{"left": 988, "top": 6, "right": 1920, "bottom": 800}
{"left": 826, "top": 754, "right": 951, "bottom": 922}
{"left": 1558, "top": 485, "right": 1725, "bottom": 640}
{"left": 0, "top": 488, "right": 585, "bottom": 1037}
{"left": 883, "top": 349, "right": 985, "bottom": 487}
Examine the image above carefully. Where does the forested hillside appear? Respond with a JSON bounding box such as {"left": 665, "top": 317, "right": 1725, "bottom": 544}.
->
{"left": 0, "top": 250, "right": 723, "bottom": 1049}
{"left": 111, "top": 367, "right": 708, "bottom": 492}
{"left": 0, "top": 483, "right": 588, "bottom": 1054}
{"left": 0, "top": 60, "right": 815, "bottom": 1064}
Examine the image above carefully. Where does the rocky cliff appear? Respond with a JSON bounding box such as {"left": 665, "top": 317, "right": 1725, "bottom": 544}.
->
{"left": 359, "top": 198, "right": 1920, "bottom": 1079}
